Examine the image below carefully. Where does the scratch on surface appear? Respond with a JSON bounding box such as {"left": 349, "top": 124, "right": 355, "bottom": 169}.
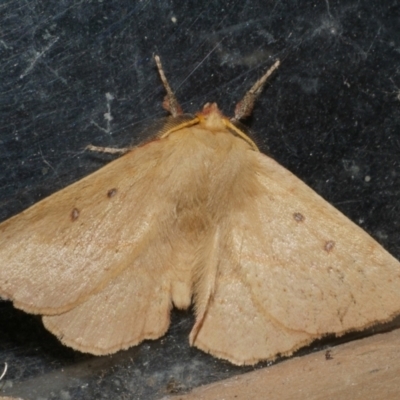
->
{"left": 176, "top": 41, "right": 223, "bottom": 91}
{"left": 0, "top": 39, "right": 8, "bottom": 49}
{"left": 39, "top": 146, "right": 56, "bottom": 175}
{"left": 91, "top": 93, "right": 115, "bottom": 135}
{"left": 20, "top": 37, "right": 59, "bottom": 79}
{"left": 365, "top": 27, "right": 382, "bottom": 56}
{"left": 325, "top": 0, "right": 333, "bottom": 19}
{"left": 0, "top": 362, "right": 7, "bottom": 381}
{"left": 44, "top": 64, "right": 68, "bottom": 85}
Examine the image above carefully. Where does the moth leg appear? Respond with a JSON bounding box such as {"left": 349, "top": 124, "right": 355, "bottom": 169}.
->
{"left": 154, "top": 55, "right": 183, "bottom": 117}
{"left": 232, "top": 59, "right": 280, "bottom": 121}
{"left": 86, "top": 144, "right": 131, "bottom": 155}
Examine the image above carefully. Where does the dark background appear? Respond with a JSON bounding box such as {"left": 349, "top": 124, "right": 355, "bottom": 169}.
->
{"left": 1, "top": 1, "right": 400, "bottom": 399}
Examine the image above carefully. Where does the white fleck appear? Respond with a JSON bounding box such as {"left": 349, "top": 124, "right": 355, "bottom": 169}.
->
{"left": 104, "top": 112, "right": 113, "bottom": 122}
{"left": 60, "top": 389, "right": 72, "bottom": 400}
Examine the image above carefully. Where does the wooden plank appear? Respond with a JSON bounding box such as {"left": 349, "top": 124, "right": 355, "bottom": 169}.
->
{"left": 164, "top": 329, "right": 400, "bottom": 400}
{"left": 0, "top": 397, "right": 24, "bottom": 400}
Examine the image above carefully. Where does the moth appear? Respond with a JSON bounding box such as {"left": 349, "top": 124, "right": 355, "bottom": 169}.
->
{"left": 1, "top": 56, "right": 400, "bottom": 366}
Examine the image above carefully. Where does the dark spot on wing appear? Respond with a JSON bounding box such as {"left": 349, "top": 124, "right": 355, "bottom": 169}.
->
{"left": 293, "top": 212, "right": 305, "bottom": 222}
{"left": 107, "top": 188, "right": 118, "bottom": 198}
{"left": 324, "top": 240, "right": 335, "bottom": 253}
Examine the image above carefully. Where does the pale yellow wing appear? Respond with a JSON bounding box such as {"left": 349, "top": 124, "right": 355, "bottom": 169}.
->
{"left": 0, "top": 139, "right": 181, "bottom": 315}
{"left": 192, "top": 253, "right": 316, "bottom": 365}
{"left": 192, "top": 151, "right": 400, "bottom": 365}
{"left": 42, "top": 238, "right": 173, "bottom": 355}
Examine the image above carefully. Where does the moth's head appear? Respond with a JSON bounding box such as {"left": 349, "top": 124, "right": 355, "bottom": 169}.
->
{"left": 195, "top": 102, "right": 259, "bottom": 151}
{"left": 196, "top": 103, "right": 227, "bottom": 131}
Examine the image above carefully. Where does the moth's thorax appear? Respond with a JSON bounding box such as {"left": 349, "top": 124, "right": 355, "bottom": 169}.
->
{"left": 196, "top": 102, "right": 228, "bottom": 132}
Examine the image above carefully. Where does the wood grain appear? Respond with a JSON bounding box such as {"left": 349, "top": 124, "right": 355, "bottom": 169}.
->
{"left": 165, "top": 328, "right": 400, "bottom": 400}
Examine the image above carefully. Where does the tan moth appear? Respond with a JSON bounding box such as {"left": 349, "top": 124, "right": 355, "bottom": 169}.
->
{"left": 1, "top": 56, "right": 400, "bottom": 366}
